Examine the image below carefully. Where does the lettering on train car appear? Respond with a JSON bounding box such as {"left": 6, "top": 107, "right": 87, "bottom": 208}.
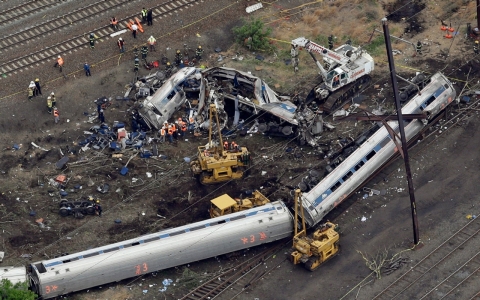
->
{"left": 45, "top": 285, "right": 58, "bottom": 294}
{"left": 241, "top": 232, "right": 268, "bottom": 244}
{"left": 135, "top": 263, "right": 148, "bottom": 275}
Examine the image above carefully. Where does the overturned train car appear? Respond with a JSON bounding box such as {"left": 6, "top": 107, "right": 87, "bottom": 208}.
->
{"left": 298, "top": 72, "right": 456, "bottom": 227}
{"left": 21, "top": 201, "right": 293, "bottom": 298}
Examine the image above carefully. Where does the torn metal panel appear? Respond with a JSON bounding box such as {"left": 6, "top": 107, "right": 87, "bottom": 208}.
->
{"left": 137, "top": 67, "right": 200, "bottom": 129}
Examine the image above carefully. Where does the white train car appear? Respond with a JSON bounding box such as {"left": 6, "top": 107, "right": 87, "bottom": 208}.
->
{"left": 301, "top": 72, "right": 456, "bottom": 227}
{"left": 0, "top": 266, "right": 27, "bottom": 285}
{"left": 28, "top": 201, "right": 293, "bottom": 299}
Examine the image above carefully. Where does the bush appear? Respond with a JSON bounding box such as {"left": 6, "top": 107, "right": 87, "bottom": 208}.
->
{"left": 0, "top": 279, "right": 37, "bottom": 300}
{"left": 233, "top": 18, "right": 272, "bottom": 51}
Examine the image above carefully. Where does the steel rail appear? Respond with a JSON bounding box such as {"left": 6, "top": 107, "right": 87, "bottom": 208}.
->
{"left": 0, "top": 0, "right": 200, "bottom": 76}
{"left": 0, "top": 0, "right": 61, "bottom": 23}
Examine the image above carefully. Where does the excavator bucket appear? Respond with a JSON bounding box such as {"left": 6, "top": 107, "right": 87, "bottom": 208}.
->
{"left": 135, "top": 17, "right": 144, "bottom": 32}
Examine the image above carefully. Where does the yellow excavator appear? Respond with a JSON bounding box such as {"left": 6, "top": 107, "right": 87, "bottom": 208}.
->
{"left": 291, "top": 189, "right": 339, "bottom": 271}
{"left": 209, "top": 190, "right": 270, "bottom": 218}
{"left": 190, "top": 104, "right": 251, "bottom": 184}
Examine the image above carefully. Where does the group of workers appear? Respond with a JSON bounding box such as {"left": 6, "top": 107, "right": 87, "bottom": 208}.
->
{"left": 159, "top": 118, "right": 190, "bottom": 143}
{"left": 27, "top": 80, "right": 59, "bottom": 123}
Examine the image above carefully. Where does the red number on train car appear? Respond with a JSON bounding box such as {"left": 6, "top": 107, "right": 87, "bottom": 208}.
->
{"left": 250, "top": 235, "right": 255, "bottom": 243}
{"left": 241, "top": 237, "right": 248, "bottom": 244}
{"left": 259, "top": 232, "right": 267, "bottom": 240}
{"left": 45, "top": 285, "right": 58, "bottom": 293}
{"left": 135, "top": 263, "right": 149, "bottom": 275}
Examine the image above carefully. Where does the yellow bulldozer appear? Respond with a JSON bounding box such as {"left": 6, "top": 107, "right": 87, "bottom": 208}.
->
{"left": 209, "top": 190, "right": 270, "bottom": 218}
{"left": 190, "top": 104, "right": 251, "bottom": 185}
{"left": 290, "top": 189, "right": 339, "bottom": 271}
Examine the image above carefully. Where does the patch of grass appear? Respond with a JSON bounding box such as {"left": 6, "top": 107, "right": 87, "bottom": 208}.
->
{"left": 364, "top": 35, "right": 386, "bottom": 57}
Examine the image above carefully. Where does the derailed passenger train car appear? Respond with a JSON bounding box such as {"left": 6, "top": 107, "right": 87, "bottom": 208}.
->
{"left": 28, "top": 201, "right": 293, "bottom": 299}
{"left": 300, "top": 72, "right": 456, "bottom": 227}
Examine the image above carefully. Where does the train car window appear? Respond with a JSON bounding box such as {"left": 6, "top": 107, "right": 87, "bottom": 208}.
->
{"left": 189, "top": 225, "right": 206, "bottom": 231}
{"left": 423, "top": 95, "right": 436, "bottom": 108}
{"left": 103, "top": 247, "right": 119, "bottom": 253}
{"left": 379, "top": 137, "right": 390, "bottom": 148}
{"left": 55, "top": 271, "right": 60, "bottom": 275}
{"left": 69, "top": 257, "right": 80, "bottom": 262}
{"left": 432, "top": 85, "right": 446, "bottom": 98}
{"left": 35, "top": 263, "right": 47, "bottom": 273}
{"left": 83, "top": 252, "right": 99, "bottom": 259}
{"left": 365, "top": 150, "right": 376, "bottom": 160}
{"left": 230, "top": 215, "right": 247, "bottom": 221}
{"left": 131, "top": 242, "right": 140, "bottom": 246}
{"left": 330, "top": 181, "right": 342, "bottom": 192}
{"left": 443, "top": 84, "right": 449, "bottom": 89}
{"left": 169, "top": 231, "right": 184, "bottom": 236}
{"left": 342, "top": 171, "right": 353, "bottom": 182}
{"left": 354, "top": 160, "right": 365, "bottom": 171}
{"left": 143, "top": 237, "right": 159, "bottom": 243}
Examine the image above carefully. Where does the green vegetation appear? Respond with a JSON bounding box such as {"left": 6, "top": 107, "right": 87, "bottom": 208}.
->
{"left": 364, "top": 35, "right": 386, "bottom": 57}
{"left": 0, "top": 279, "right": 37, "bottom": 300}
{"left": 233, "top": 18, "right": 273, "bottom": 52}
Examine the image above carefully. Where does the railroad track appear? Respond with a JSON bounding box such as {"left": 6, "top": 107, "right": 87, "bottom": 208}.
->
{"left": 180, "top": 242, "right": 286, "bottom": 300}
{"left": 0, "top": 0, "right": 202, "bottom": 76}
{"left": 0, "top": 0, "right": 63, "bottom": 24}
{"left": 372, "top": 216, "right": 480, "bottom": 300}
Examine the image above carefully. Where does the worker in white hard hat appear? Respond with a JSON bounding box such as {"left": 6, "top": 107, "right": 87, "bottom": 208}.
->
{"left": 54, "top": 55, "right": 64, "bottom": 72}
{"left": 50, "top": 92, "right": 57, "bottom": 107}
{"left": 147, "top": 36, "right": 156, "bottom": 52}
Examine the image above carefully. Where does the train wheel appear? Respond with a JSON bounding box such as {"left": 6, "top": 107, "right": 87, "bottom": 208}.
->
{"left": 59, "top": 208, "right": 69, "bottom": 217}
{"left": 87, "top": 207, "right": 95, "bottom": 215}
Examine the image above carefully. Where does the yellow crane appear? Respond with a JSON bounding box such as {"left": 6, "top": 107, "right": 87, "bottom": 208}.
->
{"left": 291, "top": 189, "right": 339, "bottom": 271}
{"left": 190, "top": 104, "right": 251, "bottom": 184}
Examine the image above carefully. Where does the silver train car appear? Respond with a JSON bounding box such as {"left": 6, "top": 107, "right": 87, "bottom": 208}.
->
{"left": 27, "top": 201, "right": 293, "bottom": 298}
{"left": 301, "top": 72, "right": 456, "bottom": 227}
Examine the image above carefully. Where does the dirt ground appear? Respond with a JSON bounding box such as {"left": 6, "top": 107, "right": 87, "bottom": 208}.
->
{"left": 0, "top": 0, "right": 479, "bottom": 299}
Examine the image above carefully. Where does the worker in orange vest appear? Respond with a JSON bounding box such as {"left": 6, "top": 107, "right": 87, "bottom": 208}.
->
{"left": 171, "top": 122, "right": 177, "bottom": 140}
{"left": 53, "top": 107, "right": 60, "bottom": 124}
{"left": 54, "top": 56, "right": 64, "bottom": 72}
{"left": 110, "top": 16, "right": 118, "bottom": 31}
{"left": 159, "top": 126, "right": 166, "bottom": 142}
{"left": 167, "top": 125, "right": 174, "bottom": 143}
{"left": 180, "top": 121, "right": 187, "bottom": 137}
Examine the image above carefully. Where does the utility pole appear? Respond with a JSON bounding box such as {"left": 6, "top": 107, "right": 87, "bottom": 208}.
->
{"left": 381, "top": 18, "right": 420, "bottom": 245}
{"left": 477, "top": 0, "right": 480, "bottom": 32}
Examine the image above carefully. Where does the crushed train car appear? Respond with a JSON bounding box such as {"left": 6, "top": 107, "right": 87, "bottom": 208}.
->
{"left": 133, "top": 67, "right": 325, "bottom": 146}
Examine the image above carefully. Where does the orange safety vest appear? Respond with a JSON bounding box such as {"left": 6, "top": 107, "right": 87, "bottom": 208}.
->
{"left": 181, "top": 123, "right": 187, "bottom": 131}
{"left": 57, "top": 57, "right": 64, "bottom": 66}
{"left": 53, "top": 110, "right": 59, "bottom": 117}
{"left": 168, "top": 128, "right": 173, "bottom": 135}
{"left": 171, "top": 124, "right": 176, "bottom": 132}
{"left": 160, "top": 128, "right": 166, "bottom": 136}
{"left": 111, "top": 18, "right": 118, "bottom": 25}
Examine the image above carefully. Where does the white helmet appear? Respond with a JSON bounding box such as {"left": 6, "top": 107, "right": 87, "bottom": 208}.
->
{"left": 58, "top": 55, "right": 61, "bottom": 58}
{"left": 51, "top": 92, "right": 54, "bottom": 95}
{"left": 119, "top": 37, "right": 123, "bottom": 41}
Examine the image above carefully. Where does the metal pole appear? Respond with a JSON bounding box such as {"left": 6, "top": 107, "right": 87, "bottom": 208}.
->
{"left": 477, "top": 0, "right": 480, "bottom": 32}
{"left": 382, "top": 18, "right": 420, "bottom": 245}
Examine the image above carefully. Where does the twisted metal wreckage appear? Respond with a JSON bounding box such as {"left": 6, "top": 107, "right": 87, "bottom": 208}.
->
{"left": 130, "top": 67, "right": 327, "bottom": 146}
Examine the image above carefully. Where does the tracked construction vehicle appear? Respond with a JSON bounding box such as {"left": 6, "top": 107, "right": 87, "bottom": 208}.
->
{"left": 291, "top": 37, "right": 374, "bottom": 113}
{"left": 290, "top": 189, "right": 339, "bottom": 271}
{"left": 190, "top": 103, "right": 251, "bottom": 184}
{"left": 209, "top": 190, "right": 270, "bottom": 218}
